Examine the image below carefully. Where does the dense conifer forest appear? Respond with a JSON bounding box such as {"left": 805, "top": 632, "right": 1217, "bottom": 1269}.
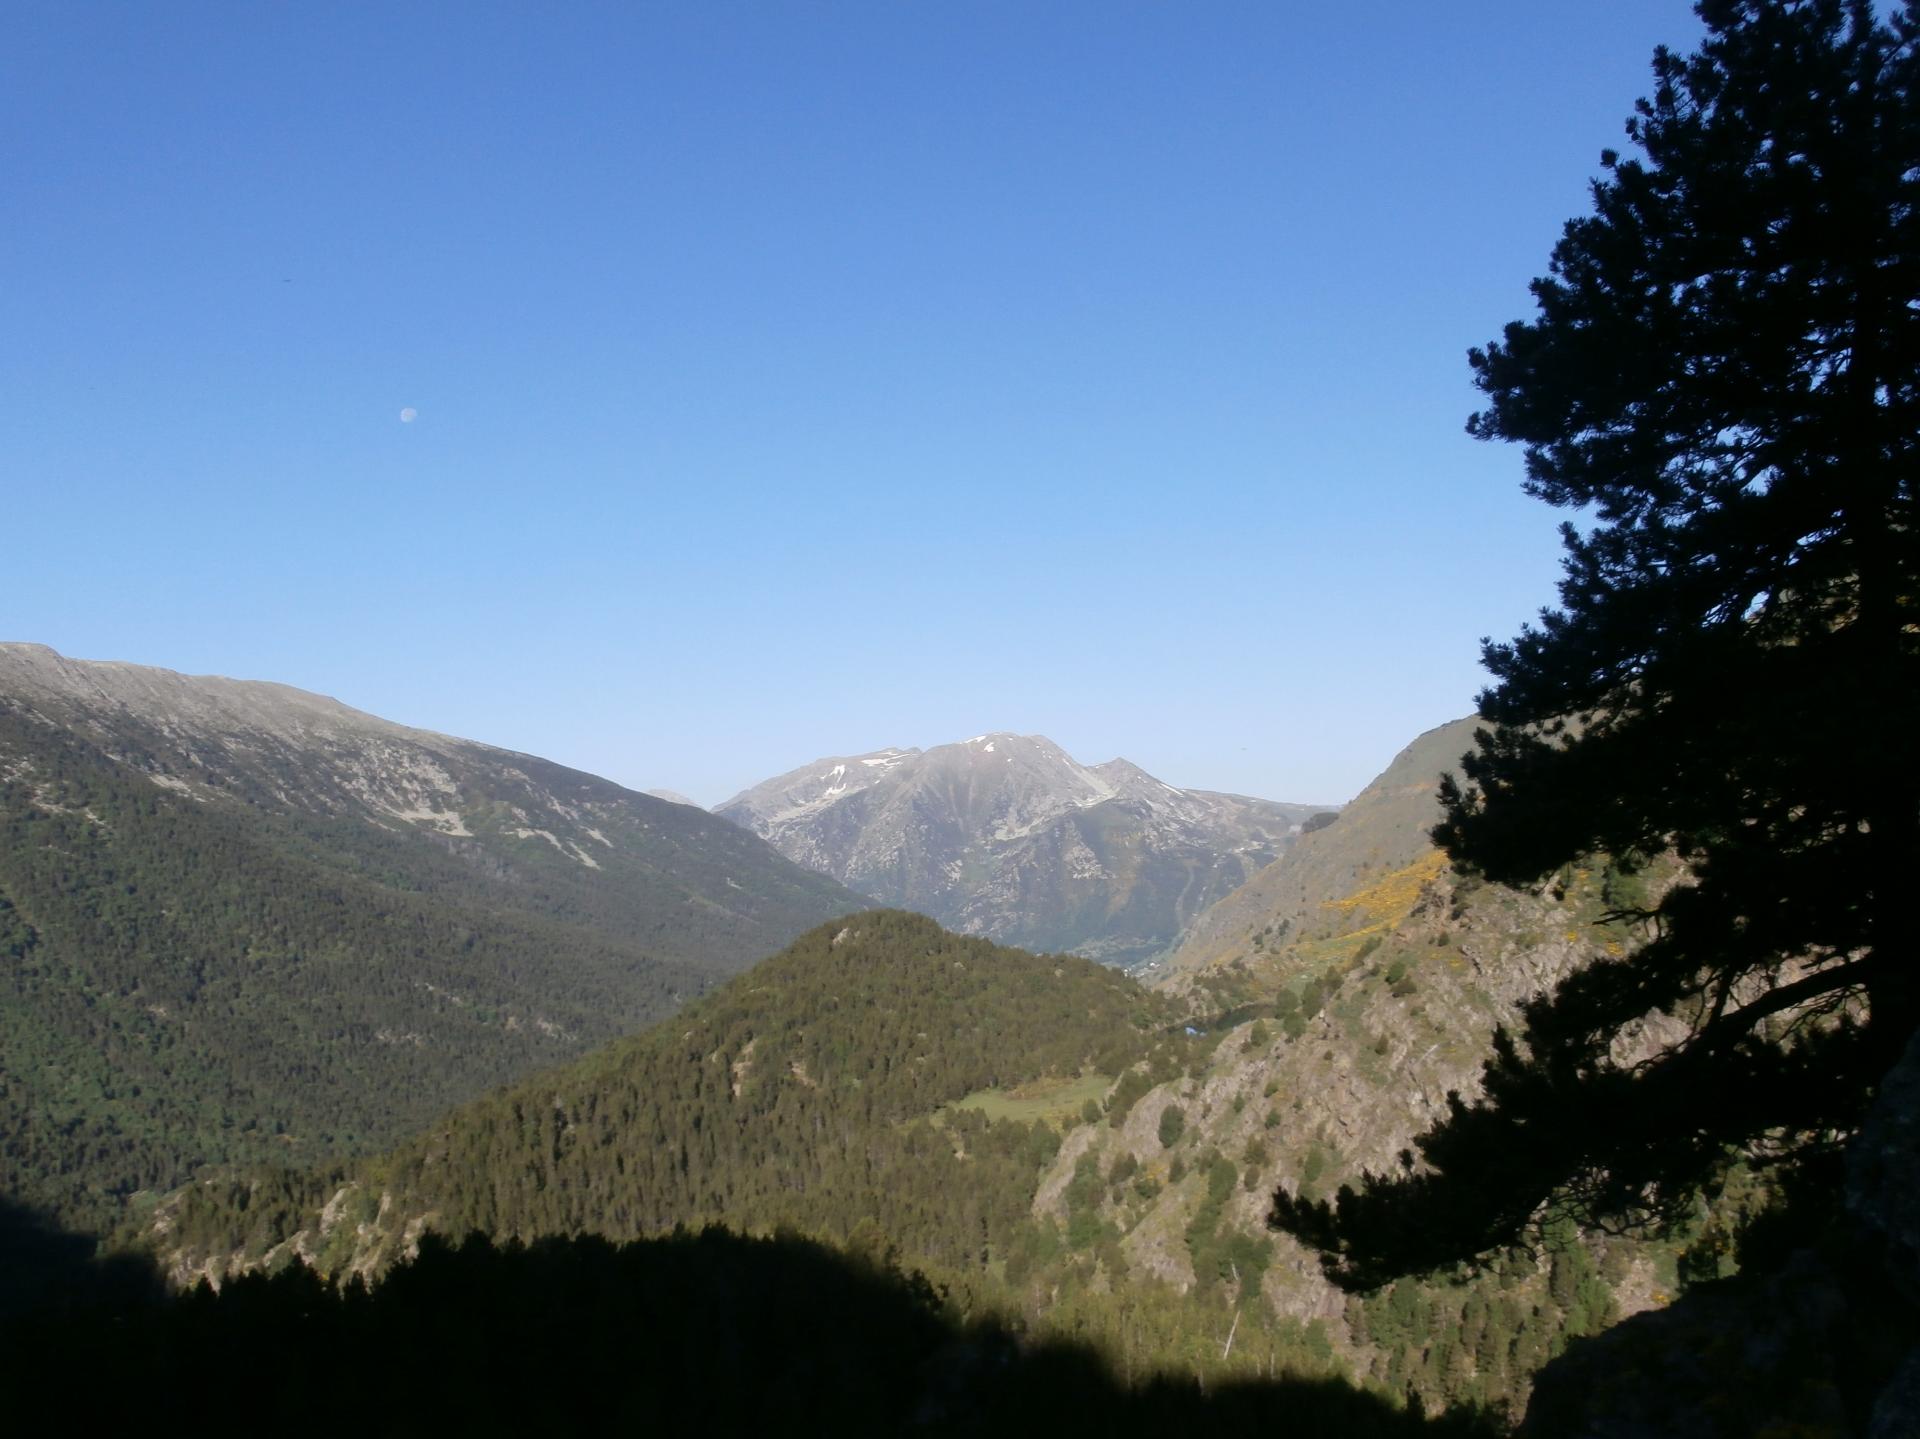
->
{"left": 161, "top": 913, "right": 1166, "bottom": 1269}
{"left": 0, "top": 698, "right": 854, "bottom": 1228}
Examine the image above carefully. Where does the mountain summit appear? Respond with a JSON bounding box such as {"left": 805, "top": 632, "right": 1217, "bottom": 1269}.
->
{"left": 717, "top": 733, "right": 1328, "bottom": 968}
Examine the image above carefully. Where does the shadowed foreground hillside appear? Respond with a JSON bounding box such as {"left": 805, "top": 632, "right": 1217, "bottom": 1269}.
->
{"left": 3, "top": 1216, "right": 1498, "bottom": 1439}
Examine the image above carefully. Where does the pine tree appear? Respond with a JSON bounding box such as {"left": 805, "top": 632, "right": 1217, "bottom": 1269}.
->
{"left": 1274, "top": 0, "right": 1920, "bottom": 1286}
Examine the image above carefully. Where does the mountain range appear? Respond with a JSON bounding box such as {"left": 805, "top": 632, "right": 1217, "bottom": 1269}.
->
{"left": 717, "top": 733, "right": 1330, "bottom": 969}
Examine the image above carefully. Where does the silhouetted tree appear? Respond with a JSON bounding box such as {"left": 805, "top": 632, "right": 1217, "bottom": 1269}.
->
{"left": 1274, "top": 0, "right": 1919, "bottom": 1286}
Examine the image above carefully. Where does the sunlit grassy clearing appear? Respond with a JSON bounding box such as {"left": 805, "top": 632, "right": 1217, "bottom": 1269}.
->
{"left": 945, "top": 1073, "right": 1113, "bottom": 1125}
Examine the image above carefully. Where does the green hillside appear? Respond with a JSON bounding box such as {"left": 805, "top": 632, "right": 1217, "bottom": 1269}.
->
{"left": 157, "top": 911, "right": 1169, "bottom": 1277}
{"left": 1168, "top": 717, "right": 1481, "bottom": 975}
{"left": 144, "top": 892, "right": 1691, "bottom": 1422}
{"left": 0, "top": 695, "right": 859, "bottom": 1229}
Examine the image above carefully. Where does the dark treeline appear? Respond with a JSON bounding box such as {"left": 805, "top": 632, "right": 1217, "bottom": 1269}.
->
{"left": 2, "top": 1213, "right": 1500, "bottom": 1439}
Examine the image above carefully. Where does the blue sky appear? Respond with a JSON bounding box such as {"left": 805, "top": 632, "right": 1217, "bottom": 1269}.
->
{"left": 4, "top": 2, "right": 1705, "bottom": 805}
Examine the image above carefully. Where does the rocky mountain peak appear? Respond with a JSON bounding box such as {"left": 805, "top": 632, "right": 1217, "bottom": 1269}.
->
{"left": 717, "top": 733, "right": 1330, "bottom": 969}
{"left": 1087, "top": 756, "right": 1194, "bottom": 809}
{"left": 716, "top": 746, "right": 923, "bottom": 829}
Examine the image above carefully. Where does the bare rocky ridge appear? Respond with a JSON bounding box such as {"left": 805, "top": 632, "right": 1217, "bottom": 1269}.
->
{"left": 1031, "top": 717, "right": 1690, "bottom": 1407}
{"left": 1046, "top": 866, "right": 1634, "bottom": 1285}
{"left": 717, "top": 733, "right": 1330, "bottom": 969}
{"left": 0, "top": 642, "right": 853, "bottom": 962}
{"left": 0, "top": 641, "right": 595, "bottom": 853}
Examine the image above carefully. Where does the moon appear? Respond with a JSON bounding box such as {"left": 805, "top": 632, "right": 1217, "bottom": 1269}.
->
{"left": 399, "top": 407, "right": 418, "bottom": 423}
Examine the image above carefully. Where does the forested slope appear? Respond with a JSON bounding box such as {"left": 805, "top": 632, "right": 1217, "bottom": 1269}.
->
{"left": 157, "top": 911, "right": 1169, "bottom": 1278}
{"left": 0, "top": 644, "right": 858, "bottom": 968}
{"left": 147, "top": 884, "right": 1690, "bottom": 1420}
{"left": 0, "top": 647, "right": 860, "bottom": 1228}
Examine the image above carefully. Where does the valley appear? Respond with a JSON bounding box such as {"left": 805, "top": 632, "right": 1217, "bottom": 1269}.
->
{"left": 91, "top": 694, "right": 1706, "bottom": 1421}
{"left": 10, "top": 1, "right": 1915, "bottom": 1431}
{"left": 1, "top": 643, "right": 1909, "bottom": 1434}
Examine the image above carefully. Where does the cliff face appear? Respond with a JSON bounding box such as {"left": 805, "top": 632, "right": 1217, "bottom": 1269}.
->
{"left": 1011, "top": 710, "right": 1705, "bottom": 1411}
{"left": 1033, "top": 843, "right": 1679, "bottom": 1401}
